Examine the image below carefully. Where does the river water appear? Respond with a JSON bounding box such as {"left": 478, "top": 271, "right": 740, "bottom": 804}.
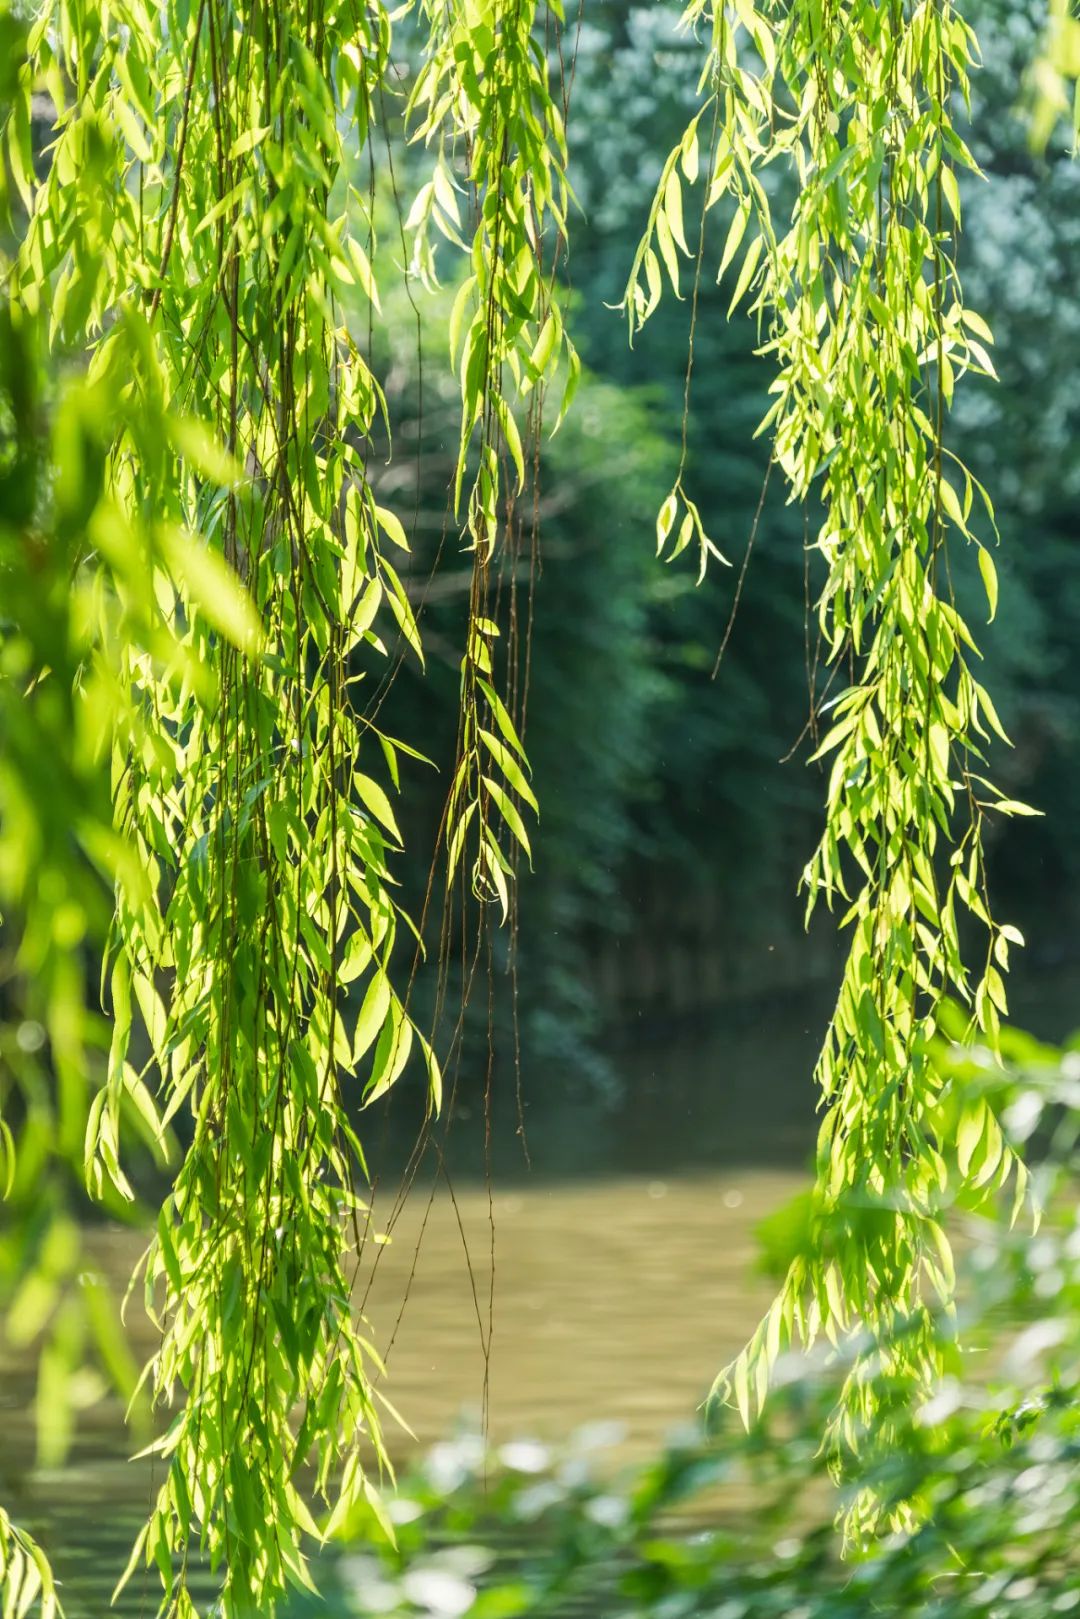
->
{"left": 3, "top": 969, "right": 1078, "bottom": 1615}
{"left": 2, "top": 1169, "right": 799, "bottom": 1616}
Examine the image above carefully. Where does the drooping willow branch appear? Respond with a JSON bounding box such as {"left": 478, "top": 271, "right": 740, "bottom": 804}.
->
{"left": 626, "top": 0, "right": 1035, "bottom": 1535}
{"left": 0, "top": 186, "right": 218, "bottom": 1613}
{"left": 10, "top": 0, "right": 445, "bottom": 1611}
{"left": 408, "top": 0, "right": 575, "bottom": 916}
{"left": 0, "top": 1511, "right": 58, "bottom": 1619}
{"left": 3, "top": 0, "right": 586, "bottom": 1609}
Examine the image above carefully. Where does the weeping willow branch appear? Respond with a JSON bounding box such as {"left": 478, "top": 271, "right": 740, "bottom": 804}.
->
{"left": 0, "top": 201, "right": 191, "bottom": 1613}
{"left": 626, "top": 0, "right": 1036, "bottom": 1536}
{"left": 10, "top": 0, "right": 446, "bottom": 1611}
{"left": 0, "top": 1511, "right": 59, "bottom": 1619}
{"left": 407, "top": 0, "right": 574, "bottom": 914}
{"left": 1029, "top": 0, "right": 1080, "bottom": 150}
{"left": 3, "top": 0, "right": 589, "bottom": 1606}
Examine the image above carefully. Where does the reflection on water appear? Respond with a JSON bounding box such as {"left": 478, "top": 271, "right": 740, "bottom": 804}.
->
{"left": 393, "top": 984, "right": 832, "bottom": 1184}
{"left": 2, "top": 1171, "right": 802, "bottom": 1617}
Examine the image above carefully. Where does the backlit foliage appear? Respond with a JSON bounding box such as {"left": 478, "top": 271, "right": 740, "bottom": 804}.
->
{"left": 9, "top": 0, "right": 447, "bottom": 1609}
{"left": 408, "top": 0, "right": 573, "bottom": 910}
{"left": 625, "top": 0, "right": 1038, "bottom": 1536}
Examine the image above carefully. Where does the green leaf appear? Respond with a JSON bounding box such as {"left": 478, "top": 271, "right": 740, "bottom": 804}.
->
{"left": 957, "top": 1102, "right": 986, "bottom": 1177}
{"left": 353, "top": 973, "right": 391, "bottom": 1065}
{"left": 355, "top": 774, "right": 403, "bottom": 843}
{"left": 375, "top": 505, "right": 410, "bottom": 551}
{"left": 727, "top": 232, "right": 763, "bottom": 316}
{"left": 978, "top": 546, "right": 998, "bottom": 622}
{"left": 656, "top": 491, "right": 678, "bottom": 555}
{"left": 989, "top": 799, "right": 1043, "bottom": 818}
{"left": 163, "top": 528, "right": 263, "bottom": 654}
{"left": 663, "top": 165, "right": 688, "bottom": 254}
{"left": 483, "top": 775, "right": 532, "bottom": 863}
{"left": 478, "top": 729, "right": 539, "bottom": 814}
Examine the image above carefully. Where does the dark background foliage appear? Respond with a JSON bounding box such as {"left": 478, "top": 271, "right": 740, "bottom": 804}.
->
{"left": 358, "top": 0, "right": 1080, "bottom": 1134}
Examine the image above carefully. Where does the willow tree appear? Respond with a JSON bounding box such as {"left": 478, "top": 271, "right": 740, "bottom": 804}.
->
{"left": 0, "top": 0, "right": 1050, "bottom": 1612}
